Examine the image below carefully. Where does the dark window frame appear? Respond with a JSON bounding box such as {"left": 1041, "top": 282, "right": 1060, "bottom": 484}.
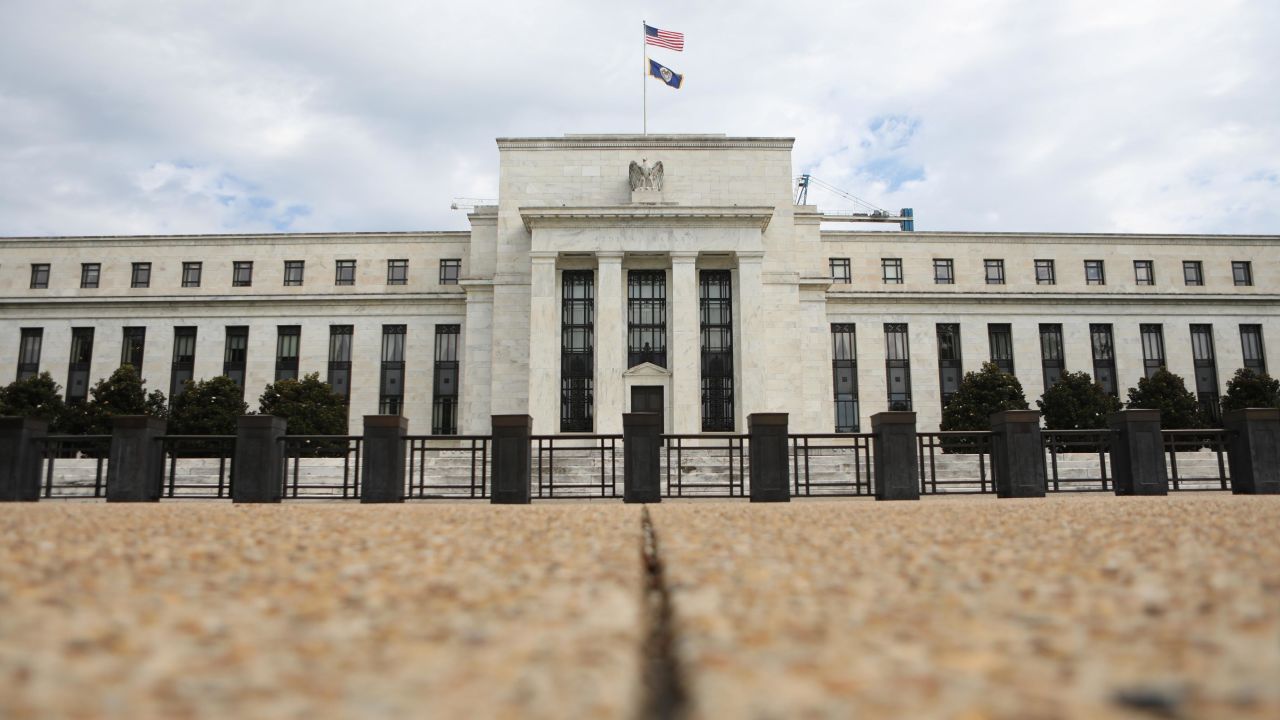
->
{"left": 1140, "top": 324, "right": 1166, "bottom": 379}
{"left": 223, "top": 326, "right": 249, "bottom": 393}
{"left": 439, "top": 258, "right": 461, "bottom": 285}
{"left": 988, "top": 324, "right": 1014, "bottom": 375}
{"left": 829, "top": 258, "right": 851, "bottom": 284}
{"left": 30, "top": 263, "right": 50, "bottom": 289}
{"left": 232, "top": 261, "right": 254, "bottom": 287}
{"left": 1039, "top": 323, "right": 1065, "bottom": 389}
{"left": 335, "top": 259, "right": 357, "bottom": 286}
{"left": 182, "top": 261, "right": 202, "bottom": 288}
{"left": 1089, "top": 324, "right": 1117, "bottom": 396}
{"left": 131, "top": 262, "right": 151, "bottom": 289}
{"left": 275, "top": 325, "right": 300, "bottom": 381}
{"left": 1034, "top": 259, "right": 1056, "bottom": 285}
{"left": 1183, "top": 260, "right": 1203, "bottom": 286}
{"left": 984, "top": 259, "right": 1005, "bottom": 285}
{"left": 831, "top": 323, "right": 859, "bottom": 432}
{"left": 17, "top": 328, "right": 43, "bottom": 381}
{"left": 283, "top": 260, "right": 305, "bottom": 287}
{"left": 387, "top": 259, "right": 409, "bottom": 286}
{"left": 1190, "top": 324, "right": 1219, "bottom": 423}
{"left": 169, "top": 327, "right": 197, "bottom": 401}
{"left": 1241, "top": 325, "right": 1266, "bottom": 374}
{"left": 327, "top": 325, "right": 353, "bottom": 402}
{"left": 881, "top": 258, "right": 904, "bottom": 285}
{"left": 66, "top": 327, "right": 95, "bottom": 403}
{"left": 627, "top": 269, "right": 667, "bottom": 368}
{"left": 432, "top": 324, "right": 461, "bottom": 434}
{"left": 936, "top": 323, "right": 962, "bottom": 408}
{"left": 1232, "top": 261, "right": 1253, "bottom": 287}
{"left": 121, "top": 326, "right": 146, "bottom": 375}
{"left": 1134, "top": 260, "right": 1155, "bottom": 286}
{"left": 562, "top": 270, "right": 595, "bottom": 432}
{"left": 80, "top": 263, "right": 100, "bottom": 289}
{"left": 700, "top": 270, "right": 735, "bottom": 431}
{"left": 379, "top": 325, "right": 407, "bottom": 414}
{"left": 884, "top": 323, "right": 912, "bottom": 411}
{"left": 933, "top": 259, "right": 955, "bottom": 285}
{"left": 1084, "top": 259, "right": 1105, "bottom": 286}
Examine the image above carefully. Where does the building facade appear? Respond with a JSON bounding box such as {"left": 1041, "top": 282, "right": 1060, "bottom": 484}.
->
{"left": 1, "top": 134, "right": 1277, "bottom": 434}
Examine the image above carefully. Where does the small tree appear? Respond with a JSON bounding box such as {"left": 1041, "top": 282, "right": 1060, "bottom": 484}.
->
{"left": 1124, "top": 368, "right": 1205, "bottom": 429}
{"left": 1037, "top": 371, "right": 1122, "bottom": 430}
{"left": 258, "top": 373, "right": 348, "bottom": 435}
{"left": 1220, "top": 368, "right": 1280, "bottom": 413}
{"left": 941, "top": 361, "right": 1030, "bottom": 431}
{"left": 168, "top": 376, "right": 249, "bottom": 436}
{"left": 61, "top": 364, "right": 167, "bottom": 435}
{"left": 0, "top": 372, "right": 69, "bottom": 427}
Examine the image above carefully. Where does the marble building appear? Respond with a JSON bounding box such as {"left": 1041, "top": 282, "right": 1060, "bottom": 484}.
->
{"left": 1, "top": 134, "right": 1277, "bottom": 435}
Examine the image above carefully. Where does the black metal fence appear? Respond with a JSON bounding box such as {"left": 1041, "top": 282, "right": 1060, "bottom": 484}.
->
{"left": 1042, "top": 429, "right": 1112, "bottom": 492}
{"left": 280, "top": 435, "right": 363, "bottom": 499}
{"left": 38, "top": 435, "right": 112, "bottom": 498}
{"left": 1163, "top": 429, "right": 1231, "bottom": 490}
{"left": 533, "top": 435, "right": 621, "bottom": 499}
{"left": 662, "top": 434, "right": 747, "bottom": 498}
{"left": 789, "top": 433, "right": 874, "bottom": 496}
{"left": 159, "top": 435, "right": 235, "bottom": 499}
{"left": 407, "top": 435, "right": 490, "bottom": 499}
{"left": 918, "top": 431, "right": 994, "bottom": 494}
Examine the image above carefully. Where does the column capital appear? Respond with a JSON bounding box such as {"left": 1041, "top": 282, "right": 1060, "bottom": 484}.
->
{"left": 596, "top": 251, "right": 625, "bottom": 262}
{"left": 530, "top": 252, "right": 558, "bottom": 265}
{"left": 670, "top": 251, "right": 699, "bottom": 263}
{"left": 736, "top": 251, "right": 766, "bottom": 263}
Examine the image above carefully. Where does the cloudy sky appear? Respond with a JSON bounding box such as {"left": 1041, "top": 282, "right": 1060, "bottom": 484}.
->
{"left": 2, "top": 0, "right": 1277, "bottom": 236}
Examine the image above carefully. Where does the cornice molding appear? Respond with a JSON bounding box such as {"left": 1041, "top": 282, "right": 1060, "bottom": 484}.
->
{"left": 825, "top": 290, "right": 1280, "bottom": 305}
{"left": 497, "top": 135, "right": 794, "bottom": 151}
{"left": 0, "top": 292, "right": 466, "bottom": 310}
{"left": 519, "top": 205, "right": 774, "bottom": 232}
{"left": 0, "top": 231, "right": 471, "bottom": 248}
{"left": 820, "top": 231, "right": 1280, "bottom": 245}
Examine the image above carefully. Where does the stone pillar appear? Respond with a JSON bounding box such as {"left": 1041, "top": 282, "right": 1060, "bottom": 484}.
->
{"left": 232, "top": 415, "right": 286, "bottom": 503}
{"left": 669, "top": 252, "right": 700, "bottom": 434}
{"left": 595, "top": 252, "right": 625, "bottom": 434}
{"left": 107, "top": 416, "right": 167, "bottom": 502}
{"left": 748, "top": 413, "right": 790, "bottom": 502}
{"left": 0, "top": 417, "right": 47, "bottom": 501}
{"left": 872, "top": 411, "right": 919, "bottom": 501}
{"left": 1223, "top": 408, "right": 1280, "bottom": 494}
{"left": 736, "top": 252, "right": 766, "bottom": 423}
{"left": 360, "top": 415, "right": 407, "bottom": 503}
{"left": 459, "top": 284, "right": 494, "bottom": 434}
{"left": 989, "top": 410, "right": 1047, "bottom": 498}
{"left": 1109, "top": 409, "right": 1168, "bottom": 495}
{"left": 623, "top": 412, "right": 661, "bottom": 503}
{"left": 491, "top": 415, "right": 532, "bottom": 504}
{"left": 528, "top": 253, "right": 559, "bottom": 435}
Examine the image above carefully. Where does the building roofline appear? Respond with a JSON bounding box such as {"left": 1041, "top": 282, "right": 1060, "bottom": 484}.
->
{"left": 820, "top": 230, "right": 1280, "bottom": 242}
{"left": 496, "top": 134, "right": 794, "bottom": 150}
{"left": 0, "top": 230, "right": 471, "bottom": 243}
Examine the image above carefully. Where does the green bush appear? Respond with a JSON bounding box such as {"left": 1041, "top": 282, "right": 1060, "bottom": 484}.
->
{"left": 1124, "top": 368, "right": 1205, "bottom": 429}
{"left": 1037, "top": 371, "right": 1122, "bottom": 430}
{"left": 1220, "top": 368, "right": 1280, "bottom": 413}
{"left": 941, "top": 361, "right": 1030, "bottom": 432}
{"left": 168, "top": 376, "right": 249, "bottom": 436}
{"left": 259, "top": 373, "right": 349, "bottom": 456}
{"left": 0, "top": 372, "right": 69, "bottom": 429}
{"left": 60, "top": 364, "right": 167, "bottom": 435}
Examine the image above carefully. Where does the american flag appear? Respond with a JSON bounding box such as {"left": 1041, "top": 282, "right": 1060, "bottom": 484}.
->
{"left": 644, "top": 24, "right": 684, "bottom": 51}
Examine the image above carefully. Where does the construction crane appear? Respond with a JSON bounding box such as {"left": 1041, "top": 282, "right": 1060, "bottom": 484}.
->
{"left": 450, "top": 197, "right": 498, "bottom": 211}
{"left": 795, "top": 175, "right": 914, "bottom": 231}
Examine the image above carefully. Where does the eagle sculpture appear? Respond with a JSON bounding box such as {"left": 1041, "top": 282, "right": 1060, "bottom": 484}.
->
{"left": 628, "top": 159, "right": 664, "bottom": 191}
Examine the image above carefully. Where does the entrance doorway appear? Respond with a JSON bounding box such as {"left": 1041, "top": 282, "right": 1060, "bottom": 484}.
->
{"left": 631, "top": 385, "right": 664, "bottom": 431}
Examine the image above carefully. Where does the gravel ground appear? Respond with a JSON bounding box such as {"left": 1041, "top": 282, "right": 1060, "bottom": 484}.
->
{"left": 649, "top": 495, "right": 1280, "bottom": 719}
{"left": 1, "top": 495, "right": 1276, "bottom": 719}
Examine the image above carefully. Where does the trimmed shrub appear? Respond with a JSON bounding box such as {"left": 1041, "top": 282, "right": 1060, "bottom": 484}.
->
{"left": 1037, "top": 371, "right": 1122, "bottom": 430}
{"left": 941, "top": 361, "right": 1030, "bottom": 432}
{"left": 1220, "top": 367, "right": 1280, "bottom": 413}
{"left": 0, "top": 372, "right": 69, "bottom": 428}
{"left": 1124, "top": 368, "right": 1205, "bottom": 429}
{"left": 168, "top": 376, "right": 249, "bottom": 436}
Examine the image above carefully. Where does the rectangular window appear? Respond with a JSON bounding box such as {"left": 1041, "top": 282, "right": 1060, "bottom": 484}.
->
{"left": 831, "top": 324, "right": 859, "bottom": 432}
{"left": 936, "top": 323, "right": 962, "bottom": 408}
{"left": 562, "top": 270, "right": 595, "bottom": 431}
{"left": 327, "top": 325, "right": 353, "bottom": 401}
{"left": 1035, "top": 259, "right": 1056, "bottom": 285}
{"left": 1241, "top": 325, "right": 1266, "bottom": 374}
{"left": 387, "top": 259, "right": 408, "bottom": 285}
{"left": 379, "top": 325, "right": 406, "bottom": 414}
{"left": 335, "top": 259, "right": 356, "bottom": 286}
{"left": 131, "top": 262, "right": 151, "bottom": 288}
{"left": 885, "top": 323, "right": 912, "bottom": 411}
{"left": 283, "top": 260, "right": 304, "bottom": 287}
{"left": 933, "top": 259, "right": 954, "bottom": 285}
{"left": 121, "top": 326, "right": 146, "bottom": 375}
{"left": 988, "top": 324, "right": 1014, "bottom": 375}
{"left": 66, "top": 327, "right": 94, "bottom": 403}
{"left": 17, "top": 328, "right": 43, "bottom": 381}
{"left": 432, "top": 324, "right": 461, "bottom": 434}
{"left": 170, "top": 327, "right": 197, "bottom": 400}
{"left": 984, "top": 259, "right": 1005, "bottom": 285}
{"left": 1183, "top": 261, "right": 1203, "bottom": 286}
{"left": 1084, "top": 260, "right": 1105, "bottom": 285}
{"left": 80, "top": 263, "right": 100, "bottom": 289}
{"left": 1090, "top": 324, "right": 1117, "bottom": 395}
{"left": 233, "top": 261, "right": 253, "bottom": 287}
{"left": 439, "top": 258, "right": 461, "bottom": 285}
{"left": 1134, "top": 260, "right": 1154, "bottom": 286}
{"left": 829, "top": 258, "right": 851, "bottom": 284}
{"left": 1140, "top": 324, "right": 1166, "bottom": 379}
{"left": 882, "top": 258, "right": 903, "bottom": 284}
{"left": 700, "top": 270, "right": 734, "bottom": 431}
{"left": 1190, "top": 325, "right": 1219, "bottom": 423}
{"left": 628, "top": 269, "right": 667, "bottom": 368}
{"left": 1039, "top": 323, "right": 1065, "bottom": 389}
{"left": 223, "top": 326, "right": 249, "bottom": 391}
{"left": 182, "top": 261, "right": 202, "bottom": 288}
{"left": 30, "top": 263, "right": 49, "bottom": 289}
{"left": 1232, "top": 261, "right": 1253, "bottom": 287}
{"left": 275, "top": 326, "right": 300, "bottom": 381}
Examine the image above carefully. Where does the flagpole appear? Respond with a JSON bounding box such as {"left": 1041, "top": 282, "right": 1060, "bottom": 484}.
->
{"left": 642, "top": 20, "right": 647, "bottom": 135}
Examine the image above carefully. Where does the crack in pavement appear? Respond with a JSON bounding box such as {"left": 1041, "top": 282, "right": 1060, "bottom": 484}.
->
{"left": 637, "top": 507, "right": 687, "bottom": 720}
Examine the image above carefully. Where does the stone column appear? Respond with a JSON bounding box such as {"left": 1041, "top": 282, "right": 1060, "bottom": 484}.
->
{"left": 360, "top": 415, "right": 407, "bottom": 503}
{"left": 669, "top": 252, "right": 700, "bottom": 434}
{"left": 872, "top": 411, "right": 919, "bottom": 501}
{"left": 748, "top": 413, "right": 790, "bottom": 502}
{"left": 1223, "top": 408, "right": 1280, "bottom": 494}
{"left": 736, "top": 252, "right": 766, "bottom": 423}
{"left": 623, "top": 412, "right": 661, "bottom": 503}
{"left": 232, "top": 415, "right": 286, "bottom": 503}
{"left": 528, "top": 253, "right": 559, "bottom": 434}
{"left": 1109, "top": 409, "right": 1169, "bottom": 495}
{"left": 0, "top": 417, "right": 47, "bottom": 501}
{"left": 107, "top": 416, "right": 167, "bottom": 502}
{"left": 459, "top": 284, "right": 494, "bottom": 434}
{"left": 989, "top": 410, "right": 1047, "bottom": 498}
{"left": 491, "top": 414, "right": 533, "bottom": 504}
{"left": 595, "top": 252, "right": 625, "bottom": 434}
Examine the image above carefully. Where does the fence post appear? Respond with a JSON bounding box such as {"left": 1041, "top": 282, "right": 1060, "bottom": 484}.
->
{"left": 0, "top": 417, "right": 47, "bottom": 501}
{"left": 360, "top": 415, "right": 407, "bottom": 503}
{"left": 748, "top": 413, "right": 790, "bottom": 502}
{"left": 233, "top": 415, "right": 286, "bottom": 503}
{"left": 872, "top": 411, "right": 919, "bottom": 500}
{"left": 623, "top": 412, "right": 662, "bottom": 503}
{"left": 989, "top": 410, "right": 1047, "bottom": 498}
{"left": 1108, "top": 409, "right": 1168, "bottom": 495}
{"left": 491, "top": 415, "right": 532, "bottom": 504}
{"left": 106, "top": 416, "right": 167, "bottom": 502}
{"left": 1223, "top": 408, "right": 1280, "bottom": 494}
